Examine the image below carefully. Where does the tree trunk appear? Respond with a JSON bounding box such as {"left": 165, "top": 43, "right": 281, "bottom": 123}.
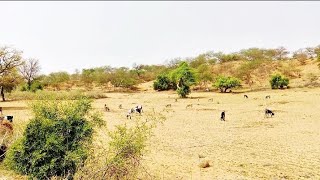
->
{"left": 1, "top": 86, "right": 5, "bottom": 101}
{"left": 27, "top": 80, "right": 32, "bottom": 90}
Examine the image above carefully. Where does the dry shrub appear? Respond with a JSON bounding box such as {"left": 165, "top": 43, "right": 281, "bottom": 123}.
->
{"left": 75, "top": 113, "right": 166, "bottom": 180}
{"left": 0, "top": 120, "right": 14, "bottom": 162}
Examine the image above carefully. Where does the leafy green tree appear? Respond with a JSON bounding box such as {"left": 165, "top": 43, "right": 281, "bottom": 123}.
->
{"left": 214, "top": 75, "right": 241, "bottom": 93}
{"left": 5, "top": 97, "right": 101, "bottom": 179}
{"left": 170, "top": 62, "right": 196, "bottom": 98}
{"left": 270, "top": 74, "right": 289, "bottom": 89}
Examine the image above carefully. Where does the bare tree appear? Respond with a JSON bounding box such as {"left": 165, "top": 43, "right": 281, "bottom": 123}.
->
{"left": 19, "top": 58, "right": 41, "bottom": 89}
{"left": 275, "top": 47, "right": 289, "bottom": 60}
{"left": 0, "top": 46, "right": 24, "bottom": 101}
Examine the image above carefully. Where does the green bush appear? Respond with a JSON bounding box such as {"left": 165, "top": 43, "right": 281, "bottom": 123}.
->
{"left": 153, "top": 74, "right": 174, "bottom": 91}
{"left": 30, "top": 81, "right": 43, "bottom": 92}
{"left": 19, "top": 81, "right": 43, "bottom": 92}
{"left": 214, "top": 75, "right": 241, "bottom": 93}
{"left": 270, "top": 74, "right": 289, "bottom": 89}
{"left": 5, "top": 97, "right": 100, "bottom": 179}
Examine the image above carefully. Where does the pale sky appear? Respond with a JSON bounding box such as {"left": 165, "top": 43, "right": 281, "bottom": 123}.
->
{"left": 1, "top": 1, "right": 320, "bottom": 74}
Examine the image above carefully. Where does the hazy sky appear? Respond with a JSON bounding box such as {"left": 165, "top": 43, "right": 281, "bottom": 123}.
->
{"left": 1, "top": 1, "right": 320, "bottom": 74}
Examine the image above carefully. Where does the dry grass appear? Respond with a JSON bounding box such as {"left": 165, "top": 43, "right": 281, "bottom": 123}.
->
{"left": 1, "top": 87, "right": 320, "bottom": 179}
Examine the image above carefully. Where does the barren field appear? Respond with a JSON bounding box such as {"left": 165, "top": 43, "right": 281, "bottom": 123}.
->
{"left": 1, "top": 88, "right": 320, "bottom": 179}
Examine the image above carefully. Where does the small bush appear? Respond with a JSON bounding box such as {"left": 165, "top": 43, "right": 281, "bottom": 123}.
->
{"left": 153, "top": 74, "right": 174, "bottom": 91}
{"left": 29, "top": 81, "right": 43, "bottom": 92}
{"left": 4, "top": 97, "right": 101, "bottom": 179}
{"left": 270, "top": 74, "right": 289, "bottom": 89}
{"left": 214, "top": 75, "right": 241, "bottom": 93}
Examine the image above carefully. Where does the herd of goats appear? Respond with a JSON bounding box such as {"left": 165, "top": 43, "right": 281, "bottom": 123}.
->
{"left": 103, "top": 94, "right": 275, "bottom": 121}
{"left": 0, "top": 94, "right": 276, "bottom": 161}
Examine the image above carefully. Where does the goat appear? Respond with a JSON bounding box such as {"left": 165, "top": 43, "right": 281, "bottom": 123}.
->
{"left": 265, "top": 95, "right": 271, "bottom": 99}
{"left": 186, "top": 104, "right": 193, "bottom": 109}
{"left": 135, "top": 105, "right": 143, "bottom": 114}
{"left": 265, "top": 109, "right": 274, "bottom": 118}
{"left": 119, "top": 104, "right": 122, "bottom": 109}
{"left": 126, "top": 108, "right": 135, "bottom": 119}
{"left": 220, "top": 111, "right": 225, "bottom": 121}
{"left": 0, "top": 107, "right": 2, "bottom": 115}
{"left": 165, "top": 104, "right": 171, "bottom": 108}
{"left": 244, "top": 95, "right": 248, "bottom": 98}
{"left": 175, "top": 98, "right": 178, "bottom": 102}
{"left": 104, "top": 104, "right": 110, "bottom": 111}
{"left": 5, "top": 116, "right": 13, "bottom": 123}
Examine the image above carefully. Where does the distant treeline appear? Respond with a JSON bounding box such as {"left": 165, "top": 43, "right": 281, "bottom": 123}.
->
{"left": 1, "top": 45, "right": 320, "bottom": 99}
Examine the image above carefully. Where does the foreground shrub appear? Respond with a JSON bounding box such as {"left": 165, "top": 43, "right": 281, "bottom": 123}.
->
{"left": 214, "top": 75, "right": 241, "bottom": 93}
{"left": 75, "top": 114, "right": 166, "bottom": 179}
{"left": 270, "top": 74, "right": 289, "bottom": 89}
{"left": 5, "top": 97, "right": 101, "bottom": 179}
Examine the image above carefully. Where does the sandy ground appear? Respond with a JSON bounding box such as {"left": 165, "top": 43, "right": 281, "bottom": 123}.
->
{"left": 1, "top": 88, "right": 320, "bottom": 179}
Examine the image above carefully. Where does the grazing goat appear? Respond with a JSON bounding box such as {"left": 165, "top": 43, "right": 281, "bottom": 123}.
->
{"left": 220, "top": 111, "right": 225, "bottom": 121}
{"left": 119, "top": 104, "right": 122, "bottom": 109}
{"left": 134, "top": 105, "right": 143, "bottom": 114}
{"left": 104, "top": 104, "right": 110, "bottom": 111}
{"left": 0, "top": 107, "right": 2, "bottom": 115}
{"left": 265, "top": 109, "right": 274, "bottom": 117}
{"left": 5, "top": 116, "right": 13, "bottom": 123}
{"left": 205, "top": 88, "right": 210, "bottom": 92}
{"left": 165, "top": 104, "right": 171, "bottom": 108}
{"left": 244, "top": 95, "right": 248, "bottom": 98}
{"left": 208, "top": 98, "right": 213, "bottom": 102}
{"left": 126, "top": 108, "right": 135, "bottom": 119}
{"left": 175, "top": 98, "right": 178, "bottom": 102}
{"left": 186, "top": 104, "right": 193, "bottom": 109}
{"left": 265, "top": 95, "right": 271, "bottom": 99}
